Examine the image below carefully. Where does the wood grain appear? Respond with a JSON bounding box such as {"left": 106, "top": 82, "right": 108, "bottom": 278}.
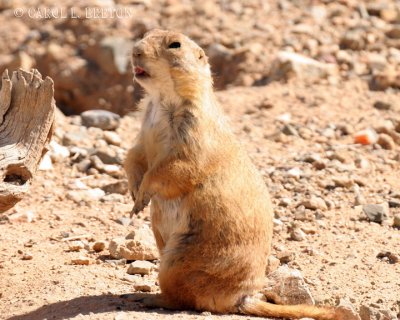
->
{"left": 0, "top": 69, "right": 55, "bottom": 213}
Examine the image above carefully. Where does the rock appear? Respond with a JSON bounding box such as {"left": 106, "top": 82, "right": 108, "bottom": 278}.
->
{"left": 354, "top": 129, "right": 378, "bottom": 145}
{"left": 366, "top": 53, "right": 387, "bottom": 72}
{"left": 62, "top": 131, "right": 90, "bottom": 147}
{"left": 266, "top": 256, "right": 281, "bottom": 274}
{"left": 377, "top": 134, "right": 396, "bottom": 150}
{"left": 276, "top": 113, "right": 291, "bottom": 123}
{"left": 355, "top": 193, "right": 367, "bottom": 206}
{"left": 85, "top": 36, "right": 134, "bottom": 75}
{"left": 92, "top": 241, "right": 106, "bottom": 252}
{"left": 76, "top": 159, "right": 92, "bottom": 173}
{"left": 279, "top": 197, "right": 291, "bottom": 207}
{"left": 290, "top": 228, "right": 306, "bottom": 241}
{"left": 103, "top": 164, "right": 121, "bottom": 176}
{"left": 373, "top": 101, "right": 391, "bottom": 111}
{"left": 366, "top": 3, "right": 386, "bottom": 16}
{"left": 301, "top": 196, "right": 327, "bottom": 211}
{"left": 336, "top": 299, "right": 361, "bottom": 320}
{"left": 67, "top": 179, "right": 89, "bottom": 191}
{"left": 38, "top": 153, "right": 53, "bottom": 171}
{"left": 207, "top": 43, "right": 241, "bottom": 89}
{"left": 360, "top": 304, "right": 397, "bottom": 320}
{"left": 90, "top": 155, "right": 106, "bottom": 171}
{"left": 277, "top": 250, "right": 296, "bottom": 264}
{"left": 282, "top": 124, "right": 299, "bottom": 136}
{"left": 376, "top": 251, "right": 399, "bottom": 264}
{"left": 8, "top": 210, "right": 36, "bottom": 223}
{"left": 263, "top": 266, "right": 314, "bottom": 305}
{"left": 21, "top": 253, "right": 33, "bottom": 260}
{"left": 371, "top": 66, "right": 400, "bottom": 91}
{"left": 375, "top": 126, "right": 400, "bottom": 145}
{"left": 108, "top": 226, "right": 158, "bottom": 261}
{"left": 68, "top": 241, "right": 85, "bottom": 252}
{"left": 287, "top": 167, "right": 302, "bottom": 179}
{"left": 66, "top": 188, "right": 106, "bottom": 203}
{"left": 71, "top": 256, "right": 93, "bottom": 265}
{"left": 105, "top": 259, "right": 127, "bottom": 266}
{"left": 362, "top": 204, "right": 389, "bottom": 223}
{"left": 115, "top": 217, "right": 131, "bottom": 226}
{"left": 386, "top": 25, "right": 400, "bottom": 39}
{"left": 93, "top": 146, "right": 123, "bottom": 164}
{"left": 381, "top": 9, "right": 398, "bottom": 23}
{"left": 268, "top": 51, "right": 337, "bottom": 82}
{"left": 86, "top": 188, "right": 107, "bottom": 200}
{"left": 69, "top": 147, "right": 89, "bottom": 162}
{"left": 101, "top": 193, "right": 125, "bottom": 202}
{"left": 102, "top": 180, "right": 128, "bottom": 195}
{"left": 49, "top": 140, "right": 70, "bottom": 161}
{"left": 103, "top": 131, "right": 122, "bottom": 146}
{"left": 81, "top": 110, "right": 120, "bottom": 130}
{"left": 127, "top": 260, "right": 155, "bottom": 275}
{"left": 133, "top": 282, "right": 154, "bottom": 292}
{"left": 333, "top": 176, "right": 354, "bottom": 188}
{"left": 340, "top": 29, "right": 366, "bottom": 50}
{"left": 393, "top": 214, "right": 400, "bottom": 228}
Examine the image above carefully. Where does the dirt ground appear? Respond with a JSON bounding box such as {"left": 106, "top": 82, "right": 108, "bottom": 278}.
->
{"left": 1, "top": 0, "right": 400, "bottom": 319}
{"left": 1, "top": 79, "right": 400, "bottom": 320}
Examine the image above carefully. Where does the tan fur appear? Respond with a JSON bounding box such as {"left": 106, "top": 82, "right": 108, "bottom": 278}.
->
{"left": 124, "top": 29, "right": 357, "bottom": 320}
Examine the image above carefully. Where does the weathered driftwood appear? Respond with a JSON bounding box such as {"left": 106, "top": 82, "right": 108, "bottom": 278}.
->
{"left": 0, "top": 69, "right": 55, "bottom": 213}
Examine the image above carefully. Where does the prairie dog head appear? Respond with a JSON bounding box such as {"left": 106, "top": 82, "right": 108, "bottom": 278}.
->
{"left": 131, "top": 29, "right": 212, "bottom": 101}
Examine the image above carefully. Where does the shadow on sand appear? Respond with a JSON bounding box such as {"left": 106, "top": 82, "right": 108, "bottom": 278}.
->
{"left": 7, "top": 293, "right": 184, "bottom": 320}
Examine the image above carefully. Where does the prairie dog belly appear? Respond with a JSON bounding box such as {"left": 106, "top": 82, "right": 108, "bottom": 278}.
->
{"left": 151, "top": 196, "right": 188, "bottom": 245}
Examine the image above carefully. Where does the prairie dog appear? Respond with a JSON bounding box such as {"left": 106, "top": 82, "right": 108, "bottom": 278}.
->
{"left": 124, "top": 29, "right": 356, "bottom": 320}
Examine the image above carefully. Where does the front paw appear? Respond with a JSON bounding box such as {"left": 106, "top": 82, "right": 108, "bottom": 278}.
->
{"left": 130, "top": 191, "right": 151, "bottom": 216}
{"left": 128, "top": 180, "right": 141, "bottom": 201}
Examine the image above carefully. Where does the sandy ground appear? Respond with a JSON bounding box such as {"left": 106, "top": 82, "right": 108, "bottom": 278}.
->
{"left": 1, "top": 79, "right": 400, "bottom": 320}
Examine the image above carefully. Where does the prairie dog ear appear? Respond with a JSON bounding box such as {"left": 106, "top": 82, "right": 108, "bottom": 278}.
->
{"left": 198, "top": 48, "right": 207, "bottom": 63}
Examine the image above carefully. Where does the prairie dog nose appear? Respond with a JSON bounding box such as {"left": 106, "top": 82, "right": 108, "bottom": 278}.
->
{"left": 132, "top": 44, "right": 144, "bottom": 58}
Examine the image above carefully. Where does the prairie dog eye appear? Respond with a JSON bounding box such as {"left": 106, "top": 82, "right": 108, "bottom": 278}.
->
{"left": 168, "top": 42, "right": 181, "bottom": 49}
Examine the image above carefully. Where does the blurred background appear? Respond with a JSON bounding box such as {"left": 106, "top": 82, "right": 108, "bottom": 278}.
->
{"left": 1, "top": 0, "right": 400, "bottom": 115}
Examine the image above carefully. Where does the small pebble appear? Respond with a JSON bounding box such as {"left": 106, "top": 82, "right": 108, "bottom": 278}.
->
{"left": 362, "top": 204, "right": 389, "bottom": 223}
{"left": 134, "top": 282, "right": 154, "bottom": 292}
{"left": 68, "top": 241, "right": 85, "bottom": 252}
{"left": 81, "top": 110, "right": 120, "bottom": 130}
{"left": 103, "top": 131, "right": 122, "bottom": 146}
{"left": 277, "top": 250, "right": 296, "bottom": 264}
{"left": 21, "top": 253, "right": 33, "bottom": 260}
{"left": 71, "top": 256, "right": 93, "bottom": 265}
{"left": 115, "top": 217, "right": 131, "bottom": 226}
{"left": 105, "top": 259, "right": 127, "bottom": 266}
{"left": 393, "top": 214, "right": 400, "bottom": 228}
{"left": 376, "top": 251, "right": 399, "bottom": 264}
{"left": 301, "top": 196, "right": 327, "bottom": 211}
{"left": 127, "top": 260, "right": 155, "bottom": 275}
{"left": 92, "top": 241, "right": 106, "bottom": 252}
{"left": 290, "top": 228, "right": 306, "bottom": 241}
{"left": 377, "top": 133, "right": 395, "bottom": 150}
{"left": 373, "top": 101, "right": 391, "bottom": 111}
{"left": 333, "top": 176, "right": 354, "bottom": 188}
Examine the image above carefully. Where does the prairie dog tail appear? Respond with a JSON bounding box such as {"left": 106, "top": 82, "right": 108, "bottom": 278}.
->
{"left": 238, "top": 296, "right": 360, "bottom": 320}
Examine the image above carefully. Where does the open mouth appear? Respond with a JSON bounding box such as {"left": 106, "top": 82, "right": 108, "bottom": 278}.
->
{"left": 134, "top": 66, "right": 150, "bottom": 78}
